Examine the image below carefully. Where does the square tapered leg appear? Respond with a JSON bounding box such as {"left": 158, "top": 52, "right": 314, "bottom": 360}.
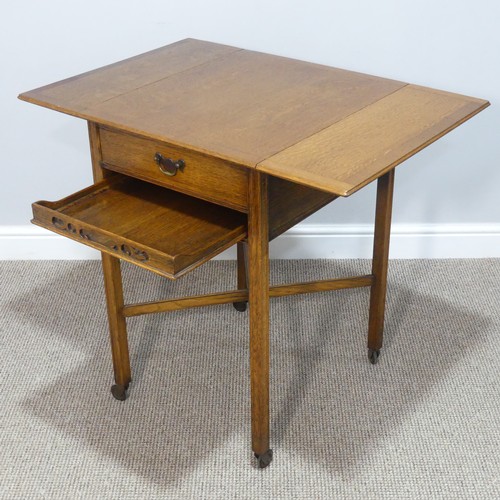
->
{"left": 101, "top": 253, "right": 131, "bottom": 400}
{"left": 247, "top": 171, "right": 272, "bottom": 468}
{"left": 367, "top": 169, "right": 395, "bottom": 364}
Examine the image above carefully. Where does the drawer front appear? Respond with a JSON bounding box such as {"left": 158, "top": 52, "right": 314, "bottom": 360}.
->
{"left": 99, "top": 127, "right": 248, "bottom": 211}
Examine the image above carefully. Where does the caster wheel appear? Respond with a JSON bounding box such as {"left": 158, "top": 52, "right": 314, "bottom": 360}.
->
{"left": 232, "top": 301, "right": 248, "bottom": 312}
{"left": 111, "top": 384, "right": 128, "bottom": 401}
{"left": 254, "top": 449, "right": 273, "bottom": 469}
{"left": 368, "top": 349, "right": 380, "bottom": 365}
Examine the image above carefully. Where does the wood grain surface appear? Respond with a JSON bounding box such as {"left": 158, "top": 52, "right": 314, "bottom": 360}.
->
{"left": 19, "top": 39, "right": 489, "bottom": 196}
{"left": 88, "top": 121, "right": 132, "bottom": 394}
{"left": 258, "top": 85, "right": 489, "bottom": 195}
{"left": 268, "top": 176, "right": 336, "bottom": 240}
{"left": 122, "top": 275, "right": 374, "bottom": 317}
{"left": 31, "top": 176, "right": 246, "bottom": 279}
{"left": 19, "top": 39, "right": 239, "bottom": 117}
{"left": 101, "top": 253, "right": 131, "bottom": 389}
{"left": 368, "top": 170, "right": 395, "bottom": 352}
{"left": 99, "top": 126, "right": 249, "bottom": 212}
{"left": 247, "top": 171, "right": 271, "bottom": 456}
{"left": 79, "top": 50, "right": 404, "bottom": 166}
{"left": 19, "top": 39, "right": 404, "bottom": 167}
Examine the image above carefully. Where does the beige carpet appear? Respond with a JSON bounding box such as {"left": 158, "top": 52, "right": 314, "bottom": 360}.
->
{"left": 1, "top": 259, "right": 499, "bottom": 499}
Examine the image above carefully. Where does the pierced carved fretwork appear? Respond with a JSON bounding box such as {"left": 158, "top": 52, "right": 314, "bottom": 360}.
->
{"left": 51, "top": 216, "right": 149, "bottom": 262}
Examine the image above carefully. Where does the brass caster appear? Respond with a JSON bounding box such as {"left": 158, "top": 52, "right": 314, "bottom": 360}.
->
{"left": 111, "top": 384, "right": 128, "bottom": 401}
{"left": 254, "top": 449, "right": 273, "bottom": 469}
{"left": 232, "top": 301, "right": 248, "bottom": 312}
{"left": 368, "top": 349, "right": 380, "bottom": 365}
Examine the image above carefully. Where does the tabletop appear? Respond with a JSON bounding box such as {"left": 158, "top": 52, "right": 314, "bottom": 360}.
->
{"left": 19, "top": 38, "right": 489, "bottom": 196}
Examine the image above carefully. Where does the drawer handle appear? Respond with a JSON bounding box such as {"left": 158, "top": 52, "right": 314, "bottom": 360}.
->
{"left": 154, "top": 153, "right": 185, "bottom": 176}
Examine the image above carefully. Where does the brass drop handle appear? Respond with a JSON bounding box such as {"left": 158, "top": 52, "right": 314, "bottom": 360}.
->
{"left": 154, "top": 153, "right": 185, "bottom": 176}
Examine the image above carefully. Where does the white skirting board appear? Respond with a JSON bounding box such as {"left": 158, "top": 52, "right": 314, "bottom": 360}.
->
{"left": 1, "top": 223, "right": 500, "bottom": 260}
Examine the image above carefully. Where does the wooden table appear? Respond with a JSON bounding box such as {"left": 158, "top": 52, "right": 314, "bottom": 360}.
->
{"left": 19, "top": 39, "right": 489, "bottom": 469}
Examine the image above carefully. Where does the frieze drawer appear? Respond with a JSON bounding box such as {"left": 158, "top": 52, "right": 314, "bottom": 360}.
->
{"left": 99, "top": 127, "right": 249, "bottom": 212}
{"left": 31, "top": 176, "right": 247, "bottom": 279}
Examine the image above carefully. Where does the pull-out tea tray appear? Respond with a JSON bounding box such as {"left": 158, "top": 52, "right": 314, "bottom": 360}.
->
{"left": 32, "top": 175, "right": 247, "bottom": 279}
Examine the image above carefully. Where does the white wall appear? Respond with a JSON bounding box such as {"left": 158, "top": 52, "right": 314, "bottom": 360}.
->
{"left": 2, "top": 0, "right": 499, "bottom": 258}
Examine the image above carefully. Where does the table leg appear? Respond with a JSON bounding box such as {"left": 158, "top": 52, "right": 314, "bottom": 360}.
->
{"left": 88, "top": 122, "right": 132, "bottom": 399}
{"left": 367, "top": 169, "right": 395, "bottom": 364}
{"left": 247, "top": 171, "right": 272, "bottom": 468}
{"left": 233, "top": 241, "right": 248, "bottom": 312}
{"left": 102, "top": 253, "right": 131, "bottom": 400}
